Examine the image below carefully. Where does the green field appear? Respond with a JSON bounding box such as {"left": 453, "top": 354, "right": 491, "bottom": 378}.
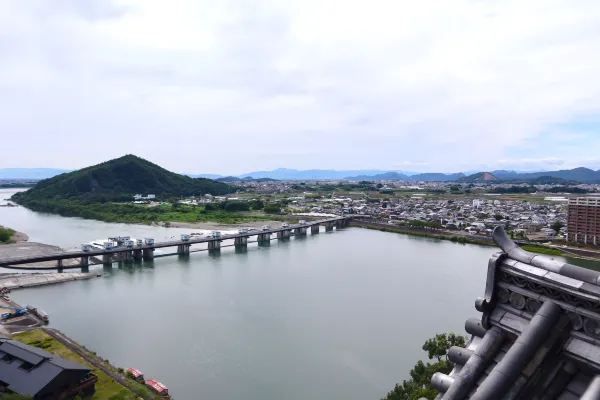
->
{"left": 13, "top": 329, "right": 156, "bottom": 400}
{"left": 521, "top": 244, "right": 563, "bottom": 256}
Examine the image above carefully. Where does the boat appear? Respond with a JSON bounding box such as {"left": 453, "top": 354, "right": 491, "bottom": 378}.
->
{"left": 126, "top": 368, "right": 144, "bottom": 383}
{"left": 145, "top": 379, "right": 170, "bottom": 398}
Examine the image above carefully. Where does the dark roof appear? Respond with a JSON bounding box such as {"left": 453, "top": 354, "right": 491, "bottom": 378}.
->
{"left": 0, "top": 338, "right": 89, "bottom": 396}
{"left": 432, "top": 226, "right": 600, "bottom": 399}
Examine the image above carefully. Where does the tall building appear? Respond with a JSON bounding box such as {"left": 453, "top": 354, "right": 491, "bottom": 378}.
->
{"left": 567, "top": 197, "right": 600, "bottom": 245}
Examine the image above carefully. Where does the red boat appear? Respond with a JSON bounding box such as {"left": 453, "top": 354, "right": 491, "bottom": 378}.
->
{"left": 126, "top": 367, "right": 144, "bottom": 383}
{"left": 145, "top": 379, "right": 170, "bottom": 398}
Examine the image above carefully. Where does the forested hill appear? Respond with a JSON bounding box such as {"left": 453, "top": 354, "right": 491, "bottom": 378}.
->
{"left": 12, "top": 155, "right": 233, "bottom": 203}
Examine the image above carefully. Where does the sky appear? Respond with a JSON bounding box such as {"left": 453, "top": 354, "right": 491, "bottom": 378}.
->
{"left": 1, "top": 0, "right": 600, "bottom": 175}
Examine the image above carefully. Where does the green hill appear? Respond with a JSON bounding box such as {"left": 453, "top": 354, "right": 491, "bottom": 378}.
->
{"left": 13, "top": 155, "right": 233, "bottom": 204}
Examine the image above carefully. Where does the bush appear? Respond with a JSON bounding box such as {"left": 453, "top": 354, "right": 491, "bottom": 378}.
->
{"left": 264, "top": 203, "right": 282, "bottom": 214}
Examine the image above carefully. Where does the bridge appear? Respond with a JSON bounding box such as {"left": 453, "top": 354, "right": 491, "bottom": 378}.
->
{"left": 0, "top": 217, "right": 352, "bottom": 272}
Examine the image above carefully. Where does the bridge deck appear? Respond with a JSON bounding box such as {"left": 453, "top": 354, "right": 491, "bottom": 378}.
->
{"left": 0, "top": 217, "right": 349, "bottom": 268}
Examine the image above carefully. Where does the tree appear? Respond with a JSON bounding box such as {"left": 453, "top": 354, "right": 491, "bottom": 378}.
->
{"left": 551, "top": 221, "right": 564, "bottom": 234}
{"left": 263, "top": 203, "right": 282, "bottom": 214}
{"left": 383, "top": 333, "right": 467, "bottom": 400}
{"left": 422, "top": 333, "right": 466, "bottom": 362}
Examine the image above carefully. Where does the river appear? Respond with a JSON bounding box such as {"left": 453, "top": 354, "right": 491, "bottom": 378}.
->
{"left": 2, "top": 188, "right": 495, "bottom": 399}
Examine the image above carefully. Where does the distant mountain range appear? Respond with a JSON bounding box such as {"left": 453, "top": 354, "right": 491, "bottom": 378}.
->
{"left": 6, "top": 165, "right": 600, "bottom": 183}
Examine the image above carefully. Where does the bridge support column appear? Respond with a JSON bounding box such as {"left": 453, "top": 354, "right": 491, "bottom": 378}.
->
{"left": 80, "top": 256, "right": 89, "bottom": 272}
{"left": 177, "top": 244, "right": 191, "bottom": 255}
{"left": 257, "top": 233, "right": 271, "bottom": 246}
{"left": 102, "top": 254, "right": 112, "bottom": 265}
{"left": 277, "top": 229, "right": 291, "bottom": 240}
{"left": 122, "top": 251, "right": 133, "bottom": 263}
{"left": 234, "top": 236, "right": 248, "bottom": 248}
{"left": 325, "top": 222, "right": 334, "bottom": 232}
{"left": 142, "top": 248, "right": 154, "bottom": 261}
{"left": 311, "top": 224, "right": 320, "bottom": 234}
{"left": 208, "top": 240, "right": 221, "bottom": 253}
{"left": 133, "top": 249, "right": 143, "bottom": 261}
{"left": 294, "top": 227, "right": 307, "bottom": 236}
{"left": 57, "top": 259, "right": 63, "bottom": 273}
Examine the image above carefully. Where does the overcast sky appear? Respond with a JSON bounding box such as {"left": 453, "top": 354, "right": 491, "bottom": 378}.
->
{"left": 1, "top": 0, "right": 600, "bottom": 174}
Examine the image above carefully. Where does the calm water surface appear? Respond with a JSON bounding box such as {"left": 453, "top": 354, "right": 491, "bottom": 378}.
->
{"left": 1, "top": 189, "right": 494, "bottom": 399}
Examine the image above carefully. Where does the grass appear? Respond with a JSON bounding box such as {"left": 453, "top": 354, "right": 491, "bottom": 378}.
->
{"left": 521, "top": 244, "right": 563, "bottom": 256}
{"left": 13, "top": 329, "right": 153, "bottom": 400}
{"left": 17, "top": 198, "right": 278, "bottom": 225}
{"left": 0, "top": 226, "right": 15, "bottom": 243}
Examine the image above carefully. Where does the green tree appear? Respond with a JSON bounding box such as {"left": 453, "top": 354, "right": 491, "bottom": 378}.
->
{"left": 264, "top": 203, "right": 282, "bottom": 214}
{"left": 551, "top": 221, "right": 564, "bottom": 234}
{"left": 383, "top": 333, "right": 467, "bottom": 400}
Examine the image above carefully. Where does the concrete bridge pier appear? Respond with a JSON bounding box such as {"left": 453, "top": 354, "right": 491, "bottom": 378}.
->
{"left": 57, "top": 259, "right": 63, "bottom": 273}
{"left": 177, "top": 244, "right": 191, "bottom": 255}
{"left": 277, "top": 229, "right": 291, "bottom": 240}
{"left": 311, "top": 224, "right": 320, "bottom": 234}
{"left": 234, "top": 236, "right": 248, "bottom": 248}
{"left": 102, "top": 254, "right": 112, "bottom": 265}
{"left": 294, "top": 227, "right": 307, "bottom": 236}
{"left": 79, "top": 256, "right": 89, "bottom": 272}
{"left": 325, "top": 222, "right": 334, "bottom": 232}
{"left": 257, "top": 233, "right": 271, "bottom": 246}
{"left": 122, "top": 250, "right": 134, "bottom": 263}
{"left": 335, "top": 220, "right": 345, "bottom": 229}
{"left": 142, "top": 248, "right": 154, "bottom": 261}
{"left": 208, "top": 240, "right": 221, "bottom": 253}
{"left": 133, "top": 249, "right": 143, "bottom": 261}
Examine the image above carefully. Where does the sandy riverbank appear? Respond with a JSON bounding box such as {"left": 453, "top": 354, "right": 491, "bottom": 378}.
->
{"left": 0, "top": 225, "right": 28, "bottom": 244}
{"left": 0, "top": 242, "right": 80, "bottom": 269}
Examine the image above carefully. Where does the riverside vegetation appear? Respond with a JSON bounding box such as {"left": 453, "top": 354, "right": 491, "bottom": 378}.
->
{"left": 0, "top": 226, "right": 15, "bottom": 243}
{"left": 382, "top": 333, "right": 467, "bottom": 400}
{"left": 13, "top": 329, "right": 159, "bottom": 400}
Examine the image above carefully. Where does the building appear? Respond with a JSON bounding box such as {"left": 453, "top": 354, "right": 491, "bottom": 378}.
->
{"left": 567, "top": 197, "right": 600, "bottom": 245}
{"left": 0, "top": 338, "right": 96, "bottom": 399}
{"left": 431, "top": 226, "right": 600, "bottom": 399}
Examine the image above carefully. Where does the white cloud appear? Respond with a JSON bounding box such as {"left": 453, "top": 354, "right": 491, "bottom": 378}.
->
{"left": 1, "top": 0, "right": 600, "bottom": 173}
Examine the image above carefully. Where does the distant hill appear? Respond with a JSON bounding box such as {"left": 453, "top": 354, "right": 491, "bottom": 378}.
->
{"left": 460, "top": 172, "right": 498, "bottom": 182}
{"left": 409, "top": 172, "right": 465, "bottom": 182}
{"left": 13, "top": 155, "right": 233, "bottom": 204}
{"left": 0, "top": 168, "right": 69, "bottom": 180}
{"left": 239, "top": 168, "right": 394, "bottom": 180}
{"left": 346, "top": 171, "right": 410, "bottom": 181}
{"left": 511, "top": 167, "right": 600, "bottom": 183}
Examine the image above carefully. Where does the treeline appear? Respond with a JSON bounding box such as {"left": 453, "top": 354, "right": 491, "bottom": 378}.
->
{"left": 492, "top": 185, "right": 591, "bottom": 194}
{"left": 13, "top": 199, "right": 276, "bottom": 224}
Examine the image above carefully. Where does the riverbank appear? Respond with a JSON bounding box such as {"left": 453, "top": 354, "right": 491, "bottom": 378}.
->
{"left": 13, "top": 328, "right": 159, "bottom": 399}
{"left": 0, "top": 272, "right": 100, "bottom": 289}
{"left": 11, "top": 197, "right": 282, "bottom": 225}
{"left": 0, "top": 225, "right": 27, "bottom": 244}
{"left": 349, "top": 220, "right": 495, "bottom": 247}
{"left": 348, "top": 220, "right": 600, "bottom": 262}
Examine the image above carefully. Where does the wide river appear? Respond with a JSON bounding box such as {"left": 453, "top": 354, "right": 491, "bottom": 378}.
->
{"left": 2, "top": 189, "right": 495, "bottom": 399}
